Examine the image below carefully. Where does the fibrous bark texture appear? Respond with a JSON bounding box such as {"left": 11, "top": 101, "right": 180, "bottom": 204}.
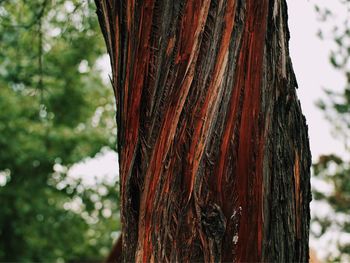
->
{"left": 95, "top": 0, "right": 311, "bottom": 262}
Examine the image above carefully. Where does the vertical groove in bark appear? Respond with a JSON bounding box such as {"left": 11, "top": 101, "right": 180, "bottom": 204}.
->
{"left": 95, "top": 0, "right": 311, "bottom": 262}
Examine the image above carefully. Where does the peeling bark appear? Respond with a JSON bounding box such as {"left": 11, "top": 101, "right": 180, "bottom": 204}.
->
{"left": 95, "top": 0, "right": 311, "bottom": 262}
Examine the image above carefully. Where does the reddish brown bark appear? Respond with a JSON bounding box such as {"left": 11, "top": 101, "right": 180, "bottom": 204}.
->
{"left": 96, "top": 0, "right": 311, "bottom": 262}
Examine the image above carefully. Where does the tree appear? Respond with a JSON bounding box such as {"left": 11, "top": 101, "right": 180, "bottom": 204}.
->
{"left": 95, "top": 0, "right": 311, "bottom": 262}
{"left": 0, "top": 1, "right": 120, "bottom": 261}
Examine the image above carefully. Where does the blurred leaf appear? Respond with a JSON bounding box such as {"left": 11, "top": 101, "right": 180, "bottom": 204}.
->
{"left": 0, "top": 0, "right": 119, "bottom": 262}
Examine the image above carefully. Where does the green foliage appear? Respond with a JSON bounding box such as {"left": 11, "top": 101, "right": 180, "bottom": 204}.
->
{"left": 313, "top": 155, "right": 350, "bottom": 212}
{"left": 313, "top": 0, "right": 350, "bottom": 261}
{"left": 0, "top": 0, "right": 119, "bottom": 261}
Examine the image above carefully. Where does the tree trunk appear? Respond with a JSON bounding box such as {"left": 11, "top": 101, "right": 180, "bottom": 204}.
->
{"left": 95, "top": 0, "right": 312, "bottom": 262}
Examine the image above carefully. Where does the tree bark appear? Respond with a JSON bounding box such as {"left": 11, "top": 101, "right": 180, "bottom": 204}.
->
{"left": 95, "top": 0, "right": 312, "bottom": 262}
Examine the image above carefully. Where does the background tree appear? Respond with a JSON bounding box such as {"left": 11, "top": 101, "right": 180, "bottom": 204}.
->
{"left": 312, "top": 1, "right": 350, "bottom": 261}
{"left": 95, "top": 0, "right": 311, "bottom": 262}
{"left": 0, "top": 0, "right": 120, "bottom": 261}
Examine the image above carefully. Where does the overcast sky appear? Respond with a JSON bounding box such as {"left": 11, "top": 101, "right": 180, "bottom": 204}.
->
{"left": 288, "top": 0, "right": 347, "bottom": 161}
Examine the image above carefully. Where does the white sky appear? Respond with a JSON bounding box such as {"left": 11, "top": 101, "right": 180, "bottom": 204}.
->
{"left": 288, "top": 0, "right": 347, "bottom": 161}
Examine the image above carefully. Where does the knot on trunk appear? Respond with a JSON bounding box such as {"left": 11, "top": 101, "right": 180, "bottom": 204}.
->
{"left": 201, "top": 202, "right": 226, "bottom": 241}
